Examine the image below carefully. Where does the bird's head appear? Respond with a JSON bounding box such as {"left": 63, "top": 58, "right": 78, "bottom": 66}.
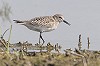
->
{"left": 53, "top": 14, "right": 71, "bottom": 26}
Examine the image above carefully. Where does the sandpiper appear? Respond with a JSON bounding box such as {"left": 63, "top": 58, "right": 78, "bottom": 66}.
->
{"left": 13, "top": 14, "right": 71, "bottom": 45}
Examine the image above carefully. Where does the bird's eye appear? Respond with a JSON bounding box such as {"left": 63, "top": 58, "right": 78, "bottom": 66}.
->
{"left": 59, "top": 17, "right": 62, "bottom": 19}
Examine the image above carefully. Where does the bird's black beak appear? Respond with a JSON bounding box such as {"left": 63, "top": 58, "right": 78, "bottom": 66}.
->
{"left": 63, "top": 20, "right": 71, "bottom": 26}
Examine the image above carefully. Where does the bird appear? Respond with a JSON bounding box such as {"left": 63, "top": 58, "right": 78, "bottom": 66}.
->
{"left": 13, "top": 14, "right": 71, "bottom": 45}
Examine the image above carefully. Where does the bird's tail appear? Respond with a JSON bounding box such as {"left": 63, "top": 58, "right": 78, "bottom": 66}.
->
{"left": 13, "top": 20, "right": 25, "bottom": 25}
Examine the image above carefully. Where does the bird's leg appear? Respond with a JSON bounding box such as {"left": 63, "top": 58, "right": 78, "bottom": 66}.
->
{"left": 40, "top": 32, "right": 45, "bottom": 45}
{"left": 39, "top": 32, "right": 45, "bottom": 55}
{"left": 39, "top": 32, "right": 45, "bottom": 45}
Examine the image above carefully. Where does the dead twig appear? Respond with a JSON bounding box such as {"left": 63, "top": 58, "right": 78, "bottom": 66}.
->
{"left": 87, "top": 37, "right": 90, "bottom": 49}
{"left": 78, "top": 34, "right": 82, "bottom": 50}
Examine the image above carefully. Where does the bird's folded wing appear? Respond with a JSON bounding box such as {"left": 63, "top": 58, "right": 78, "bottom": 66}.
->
{"left": 29, "top": 16, "right": 55, "bottom": 28}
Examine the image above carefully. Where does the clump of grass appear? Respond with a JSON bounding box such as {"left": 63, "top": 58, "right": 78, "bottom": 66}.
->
{"left": 0, "top": 1, "right": 12, "bottom": 54}
{"left": 0, "top": 25, "right": 12, "bottom": 54}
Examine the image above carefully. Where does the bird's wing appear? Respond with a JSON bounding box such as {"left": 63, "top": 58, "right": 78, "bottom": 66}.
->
{"left": 29, "top": 16, "right": 55, "bottom": 28}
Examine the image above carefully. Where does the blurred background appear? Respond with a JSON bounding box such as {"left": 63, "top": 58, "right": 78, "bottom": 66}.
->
{"left": 0, "top": 0, "right": 100, "bottom": 50}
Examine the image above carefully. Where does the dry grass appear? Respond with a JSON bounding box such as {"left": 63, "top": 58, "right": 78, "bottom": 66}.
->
{"left": 0, "top": 50, "right": 99, "bottom": 66}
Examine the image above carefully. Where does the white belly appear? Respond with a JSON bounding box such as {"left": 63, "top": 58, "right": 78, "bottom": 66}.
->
{"left": 25, "top": 22, "right": 59, "bottom": 32}
{"left": 25, "top": 25, "right": 57, "bottom": 32}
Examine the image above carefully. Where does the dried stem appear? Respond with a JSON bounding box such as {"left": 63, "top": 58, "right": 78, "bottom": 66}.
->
{"left": 78, "top": 34, "right": 82, "bottom": 50}
{"left": 87, "top": 37, "right": 90, "bottom": 49}
{"left": 7, "top": 24, "right": 12, "bottom": 53}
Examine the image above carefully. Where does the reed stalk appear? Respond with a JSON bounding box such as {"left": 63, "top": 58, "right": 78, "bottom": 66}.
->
{"left": 7, "top": 24, "right": 12, "bottom": 53}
